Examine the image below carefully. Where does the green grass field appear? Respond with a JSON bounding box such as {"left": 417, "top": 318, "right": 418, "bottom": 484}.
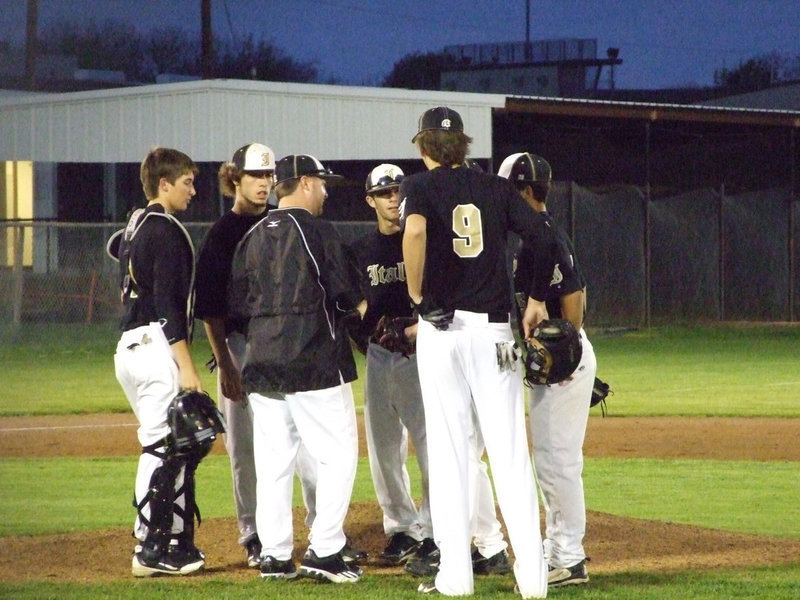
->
{"left": 1, "top": 322, "right": 799, "bottom": 599}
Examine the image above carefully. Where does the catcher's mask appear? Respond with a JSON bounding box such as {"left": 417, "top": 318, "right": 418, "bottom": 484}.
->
{"left": 524, "top": 318, "right": 582, "bottom": 386}
{"left": 168, "top": 390, "right": 226, "bottom": 457}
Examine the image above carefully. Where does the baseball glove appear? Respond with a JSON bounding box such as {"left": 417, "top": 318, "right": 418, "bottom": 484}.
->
{"left": 523, "top": 318, "right": 582, "bottom": 386}
{"left": 370, "top": 315, "right": 417, "bottom": 357}
{"left": 591, "top": 377, "right": 612, "bottom": 416}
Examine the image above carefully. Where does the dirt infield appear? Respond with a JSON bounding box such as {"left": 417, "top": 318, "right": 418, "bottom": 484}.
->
{"left": 2, "top": 413, "right": 799, "bottom": 583}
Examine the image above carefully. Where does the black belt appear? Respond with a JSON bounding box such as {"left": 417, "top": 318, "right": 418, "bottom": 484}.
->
{"left": 488, "top": 312, "right": 509, "bottom": 323}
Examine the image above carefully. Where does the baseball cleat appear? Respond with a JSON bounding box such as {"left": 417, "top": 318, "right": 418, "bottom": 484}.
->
{"left": 472, "top": 547, "right": 512, "bottom": 575}
{"left": 131, "top": 544, "right": 204, "bottom": 577}
{"left": 548, "top": 559, "right": 589, "bottom": 586}
{"left": 405, "top": 538, "right": 439, "bottom": 577}
{"left": 379, "top": 532, "right": 421, "bottom": 564}
{"left": 260, "top": 555, "right": 298, "bottom": 579}
{"left": 298, "top": 549, "right": 362, "bottom": 583}
{"left": 417, "top": 580, "right": 440, "bottom": 594}
{"left": 246, "top": 535, "right": 263, "bottom": 569}
{"left": 341, "top": 536, "right": 368, "bottom": 565}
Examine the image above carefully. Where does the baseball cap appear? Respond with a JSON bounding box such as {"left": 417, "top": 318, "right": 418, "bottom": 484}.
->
{"left": 274, "top": 154, "right": 343, "bottom": 185}
{"left": 497, "top": 152, "right": 552, "bottom": 183}
{"left": 412, "top": 106, "right": 464, "bottom": 142}
{"left": 365, "top": 163, "right": 405, "bottom": 193}
{"left": 231, "top": 142, "right": 276, "bottom": 172}
{"left": 463, "top": 158, "right": 484, "bottom": 173}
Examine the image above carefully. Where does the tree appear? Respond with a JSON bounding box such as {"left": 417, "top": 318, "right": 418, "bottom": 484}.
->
{"left": 38, "top": 18, "right": 318, "bottom": 85}
{"left": 382, "top": 51, "right": 453, "bottom": 90}
{"left": 147, "top": 27, "right": 200, "bottom": 79}
{"left": 714, "top": 52, "right": 797, "bottom": 94}
{"left": 40, "top": 19, "right": 149, "bottom": 81}
{"left": 215, "top": 36, "right": 317, "bottom": 83}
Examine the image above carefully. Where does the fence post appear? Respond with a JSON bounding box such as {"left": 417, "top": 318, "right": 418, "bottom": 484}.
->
{"left": 718, "top": 184, "right": 725, "bottom": 321}
{"left": 11, "top": 224, "right": 24, "bottom": 327}
{"left": 644, "top": 121, "right": 651, "bottom": 328}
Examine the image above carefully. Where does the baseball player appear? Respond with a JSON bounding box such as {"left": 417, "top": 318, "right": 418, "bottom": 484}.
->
{"left": 194, "top": 142, "right": 318, "bottom": 570}
{"left": 111, "top": 147, "right": 206, "bottom": 577}
{"left": 499, "top": 152, "right": 597, "bottom": 587}
{"left": 401, "top": 106, "right": 548, "bottom": 598}
{"left": 228, "top": 154, "right": 366, "bottom": 583}
{"left": 348, "top": 163, "right": 433, "bottom": 564}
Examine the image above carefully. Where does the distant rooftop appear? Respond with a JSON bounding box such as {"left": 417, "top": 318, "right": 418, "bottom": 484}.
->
{"left": 444, "top": 38, "right": 598, "bottom": 67}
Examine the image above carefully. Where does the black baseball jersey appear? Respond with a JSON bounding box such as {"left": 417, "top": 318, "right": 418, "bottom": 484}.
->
{"left": 228, "top": 207, "right": 363, "bottom": 394}
{"left": 513, "top": 211, "right": 585, "bottom": 319}
{"left": 118, "top": 204, "right": 195, "bottom": 344}
{"left": 350, "top": 229, "right": 412, "bottom": 342}
{"left": 195, "top": 209, "right": 265, "bottom": 332}
{"left": 400, "top": 165, "right": 542, "bottom": 315}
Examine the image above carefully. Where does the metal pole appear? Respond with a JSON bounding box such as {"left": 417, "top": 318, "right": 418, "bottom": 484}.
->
{"left": 790, "top": 128, "right": 797, "bottom": 322}
{"left": 644, "top": 121, "right": 651, "bottom": 328}
{"left": 719, "top": 183, "right": 725, "bottom": 321}
{"left": 24, "top": 0, "right": 38, "bottom": 91}
{"left": 201, "top": 0, "right": 213, "bottom": 79}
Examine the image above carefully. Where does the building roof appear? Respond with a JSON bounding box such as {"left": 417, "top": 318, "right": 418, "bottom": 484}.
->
{"left": 503, "top": 94, "right": 800, "bottom": 127}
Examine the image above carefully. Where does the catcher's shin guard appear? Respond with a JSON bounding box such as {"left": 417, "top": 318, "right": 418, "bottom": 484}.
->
{"left": 135, "top": 443, "right": 184, "bottom": 548}
{"left": 173, "top": 450, "right": 204, "bottom": 554}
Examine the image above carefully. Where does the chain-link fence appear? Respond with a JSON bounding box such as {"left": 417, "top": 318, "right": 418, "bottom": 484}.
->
{"left": 1, "top": 183, "right": 796, "bottom": 332}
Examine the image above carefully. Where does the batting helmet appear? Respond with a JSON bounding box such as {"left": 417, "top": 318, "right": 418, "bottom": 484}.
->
{"left": 524, "top": 319, "right": 582, "bottom": 386}
{"left": 497, "top": 152, "right": 552, "bottom": 184}
{"left": 167, "top": 390, "right": 226, "bottom": 457}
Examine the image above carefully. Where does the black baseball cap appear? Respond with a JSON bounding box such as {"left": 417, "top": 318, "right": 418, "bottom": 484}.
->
{"left": 231, "top": 142, "right": 276, "bottom": 172}
{"left": 412, "top": 106, "right": 464, "bottom": 142}
{"left": 497, "top": 152, "right": 552, "bottom": 183}
{"left": 274, "top": 154, "right": 343, "bottom": 185}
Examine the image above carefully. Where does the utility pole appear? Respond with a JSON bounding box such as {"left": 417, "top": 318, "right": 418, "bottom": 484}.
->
{"left": 24, "top": 0, "right": 38, "bottom": 90}
{"left": 525, "top": 0, "right": 531, "bottom": 61}
{"left": 201, "top": 0, "right": 213, "bottom": 79}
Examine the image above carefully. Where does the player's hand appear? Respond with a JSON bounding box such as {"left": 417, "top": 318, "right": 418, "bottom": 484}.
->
{"left": 412, "top": 297, "right": 454, "bottom": 330}
{"left": 179, "top": 366, "right": 204, "bottom": 393}
{"left": 219, "top": 363, "right": 245, "bottom": 403}
{"left": 522, "top": 297, "right": 548, "bottom": 340}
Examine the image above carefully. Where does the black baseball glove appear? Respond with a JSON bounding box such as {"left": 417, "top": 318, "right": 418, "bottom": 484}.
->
{"left": 370, "top": 315, "right": 417, "bottom": 357}
{"left": 591, "top": 377, "right": 612, "bottom": 416}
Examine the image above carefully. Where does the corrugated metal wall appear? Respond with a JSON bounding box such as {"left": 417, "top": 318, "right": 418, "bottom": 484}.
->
{"left": 0, "top": 80, "right": 504, "bottom": 163}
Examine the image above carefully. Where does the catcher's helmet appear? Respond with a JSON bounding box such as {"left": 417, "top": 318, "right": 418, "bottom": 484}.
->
{"left": 366, "top": 163, "right": 404, "bottom": 194}
{"left": 497, "top": 152, "right": 552, "bottom": 183}
{"left": 524, "top": 318, "right": 582, "bottom": 386}
{"left": 168, "top": 390, "right": 226, "bottom": 457}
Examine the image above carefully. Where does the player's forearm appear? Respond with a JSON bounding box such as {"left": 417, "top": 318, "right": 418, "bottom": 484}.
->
{"left": 202, "top": 317, "right": 235, "bottom": 370}
{"left": 171, "top": 339, "right": 203, "bottom": 392}
{"left": 402, "top": 215, "right": 426, "bottom": 303}
{"left": 560, "top": 289, "right": 585, "bottom": 331}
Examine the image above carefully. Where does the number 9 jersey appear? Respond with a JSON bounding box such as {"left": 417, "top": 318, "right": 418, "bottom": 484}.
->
{"left": 399, "top": 164, "right": 543, "bottom": 315}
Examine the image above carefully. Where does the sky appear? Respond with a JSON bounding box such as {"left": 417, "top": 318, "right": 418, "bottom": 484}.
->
{"left": 2, "top": 0, "right": 800, "bottom": 90}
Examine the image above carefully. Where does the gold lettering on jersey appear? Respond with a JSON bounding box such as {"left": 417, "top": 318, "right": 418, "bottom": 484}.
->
{"left": 366, "top": 262, "right": 406, "bottom": 286}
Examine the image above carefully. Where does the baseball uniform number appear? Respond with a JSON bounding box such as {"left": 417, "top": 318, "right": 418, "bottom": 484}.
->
{"left": 451, "top": 204, "right": 484, "bottom": 258}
